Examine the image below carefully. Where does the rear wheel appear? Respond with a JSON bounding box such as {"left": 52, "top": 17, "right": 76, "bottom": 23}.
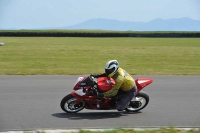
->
{"left": 125, "top": 91, "right": 149, "bottom": 112}
{"left": 60, "top": 94, "right": 86, "bottom": 113}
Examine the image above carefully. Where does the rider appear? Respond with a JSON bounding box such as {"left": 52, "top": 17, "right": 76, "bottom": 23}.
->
{"left": 93, "top": 60, "right": 137, "bottom": 111}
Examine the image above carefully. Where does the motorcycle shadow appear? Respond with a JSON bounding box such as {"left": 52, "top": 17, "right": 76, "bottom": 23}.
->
{"left": 52, "top": 111, "right": 141, "bottom": 120}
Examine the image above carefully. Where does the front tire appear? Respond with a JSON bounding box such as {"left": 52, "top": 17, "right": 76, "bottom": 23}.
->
{"left": 125, "top": 91, "right": 149, "bottom": 112}
{"left": 60, "top": 94, "right": 86, "bottom": 113}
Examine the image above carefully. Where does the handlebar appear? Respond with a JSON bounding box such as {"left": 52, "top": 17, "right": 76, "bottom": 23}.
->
{"left": 89, "top": 74, "right": 95, "bottom": 80}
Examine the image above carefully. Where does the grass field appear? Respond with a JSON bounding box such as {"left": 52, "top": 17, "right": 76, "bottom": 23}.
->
{"left": 0, "top": 37, "right": 199, "bottom": 75}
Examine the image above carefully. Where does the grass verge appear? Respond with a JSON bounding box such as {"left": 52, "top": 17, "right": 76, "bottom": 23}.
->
{"left": 0, "top": 37, "right": 200, "bottom": 75}
{"left": 79, "top": 128, "right": 200, "bottom": 133}
{"left": 22, "top": 128, "right": 200, "bottom": 133}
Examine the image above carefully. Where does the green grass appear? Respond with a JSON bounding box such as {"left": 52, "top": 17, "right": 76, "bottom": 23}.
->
{"left": 79, "top": 128, "right": 200, "bottom": 133}
{"left": 23, "top": 128, "right": 200, "bottom": 133}
{"left": 0, "top": 37, "right": 200, "bottom": 75}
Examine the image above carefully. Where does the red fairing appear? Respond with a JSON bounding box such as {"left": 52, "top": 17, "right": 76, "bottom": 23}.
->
{"left": 97, "top": 77, "right": 115, "bottom": 92}
{"left": 73, "top": 77, "right": 86, "bottom": 90}
{"left": 135, "top": 78, "right": 153, "bottom": 93}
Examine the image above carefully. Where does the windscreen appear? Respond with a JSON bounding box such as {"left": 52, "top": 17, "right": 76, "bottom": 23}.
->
{"left": 79, "top": 76, "right": 94, "bottom": 87}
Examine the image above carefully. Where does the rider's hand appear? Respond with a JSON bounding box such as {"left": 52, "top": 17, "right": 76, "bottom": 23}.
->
{"left": 91, "top": 74, "right": 99, "bottom": 78}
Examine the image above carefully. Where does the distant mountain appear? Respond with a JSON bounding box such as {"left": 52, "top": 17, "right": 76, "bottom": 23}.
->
{"left": 61, "top": 17, "right": 200, "bottom": 31}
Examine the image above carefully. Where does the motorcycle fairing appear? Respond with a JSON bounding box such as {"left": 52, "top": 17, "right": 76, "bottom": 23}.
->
{"left": 74, "top": 89, "right": 86, "bottom": 96}
{"left": 71, "top": 91, "right": 112, "bottom": 109}
{"left": 73, "top": 77, "right": 85, "bottom": 90}
{"left": 135, "top": 78, "right": 153, "bottom": 93}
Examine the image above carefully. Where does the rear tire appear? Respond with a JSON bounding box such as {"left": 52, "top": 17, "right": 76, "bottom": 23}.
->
{"left": 60, "top": 94, "right": 86, "bottom": 113}
{"left": 125, "top": 91, "right": 149, "bottom": 112}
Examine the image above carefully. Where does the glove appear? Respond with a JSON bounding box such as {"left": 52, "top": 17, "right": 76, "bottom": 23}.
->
{"left": 91, "top": 74, "right": 99, "bottom": 78}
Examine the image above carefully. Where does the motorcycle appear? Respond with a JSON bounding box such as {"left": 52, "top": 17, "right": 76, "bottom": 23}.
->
{"left": 60, "top": 74, "right": 153, "bottom": 113}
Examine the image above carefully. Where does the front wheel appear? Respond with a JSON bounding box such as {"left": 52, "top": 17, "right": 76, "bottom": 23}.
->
{"left": 60, "top": 94, "right": 86, "bottom": 113}
{"left": 125, "top": 91, "right": 149, "bottom": 112}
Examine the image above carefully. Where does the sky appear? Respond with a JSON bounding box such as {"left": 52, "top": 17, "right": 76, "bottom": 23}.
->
{"left": 0, "top": 0, "right": 200, "bottom": 29}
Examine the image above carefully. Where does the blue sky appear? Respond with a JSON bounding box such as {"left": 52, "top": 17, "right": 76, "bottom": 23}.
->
{"left": 0, "top": 0, "right": 200, "bottom": 29}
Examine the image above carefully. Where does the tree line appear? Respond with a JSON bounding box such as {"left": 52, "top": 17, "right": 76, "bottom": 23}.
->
{"left": 0, "top": 32, "right": 200, "bottom": 37}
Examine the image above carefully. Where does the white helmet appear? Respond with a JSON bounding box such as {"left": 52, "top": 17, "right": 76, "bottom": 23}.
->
{"left": 105, "top": 60, "right": 119, "bottom": 77}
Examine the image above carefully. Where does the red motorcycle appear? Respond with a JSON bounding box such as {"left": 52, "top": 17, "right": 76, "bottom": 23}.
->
{"left": 60, "top": 74, "right": 153, "bottom": 113}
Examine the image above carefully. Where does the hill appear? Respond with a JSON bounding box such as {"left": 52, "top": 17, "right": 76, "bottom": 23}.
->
{"left": 62, "top": 17, "right": 200, "bottom": 31}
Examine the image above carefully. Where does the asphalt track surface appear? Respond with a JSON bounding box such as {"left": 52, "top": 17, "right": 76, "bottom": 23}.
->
{"left": 0, "top": 75, "right": 200, "bottom": 131}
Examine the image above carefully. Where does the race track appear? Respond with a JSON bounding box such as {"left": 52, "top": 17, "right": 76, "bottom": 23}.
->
{"left": 0, "top": 75, "right": 200, "bottom": 131}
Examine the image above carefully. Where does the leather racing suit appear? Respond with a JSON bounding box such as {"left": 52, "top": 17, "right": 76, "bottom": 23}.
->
{"left": 98, "top": 67, "right": 137, "bottom": 111}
